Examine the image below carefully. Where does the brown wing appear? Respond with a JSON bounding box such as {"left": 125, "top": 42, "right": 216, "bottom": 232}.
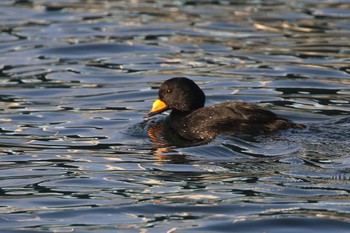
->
{"left": 190, "top": 102, "right": 294, "bottom": 136}
{"left": 172, "top": 101, "right": 302, "bottom": 140}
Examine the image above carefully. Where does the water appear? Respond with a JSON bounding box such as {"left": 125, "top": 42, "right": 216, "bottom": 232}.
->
{"left": 1, "top": 0, "right": 350, "bottom": 232}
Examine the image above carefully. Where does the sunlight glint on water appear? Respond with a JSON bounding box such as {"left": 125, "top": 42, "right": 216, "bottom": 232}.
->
{"left": 0, "top": 1, "right": 350, "bottom": 232}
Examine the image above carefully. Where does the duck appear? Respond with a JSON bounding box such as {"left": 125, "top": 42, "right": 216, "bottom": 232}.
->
{"left": 145, "top": 77, "right": 304, "bottom": 141}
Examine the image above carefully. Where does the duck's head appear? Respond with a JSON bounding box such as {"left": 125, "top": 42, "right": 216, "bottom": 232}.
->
{"left": 145, "top": 77, "right": 205, "bottom": 118}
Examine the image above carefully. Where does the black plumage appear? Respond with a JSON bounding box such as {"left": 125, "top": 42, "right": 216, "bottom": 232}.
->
{"left": 146, "top": 77, "right": 304, "bottom": 141}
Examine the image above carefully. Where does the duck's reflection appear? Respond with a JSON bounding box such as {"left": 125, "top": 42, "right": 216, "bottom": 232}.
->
{"left": 146, "top": 118, "right": 174, "bottom": 161}
{"left": 147, "top": 120, "right": 166, "bottom": 145}
{"left": 145, "top": 117, "right": 197, "bottom": 164}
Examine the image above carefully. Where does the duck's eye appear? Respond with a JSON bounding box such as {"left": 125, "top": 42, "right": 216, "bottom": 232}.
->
{"left": 166, "top": 89, "right": 171, "bottom": 93}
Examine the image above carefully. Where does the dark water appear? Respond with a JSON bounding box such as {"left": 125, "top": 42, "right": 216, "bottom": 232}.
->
{"left": 1, "top": 0, "right": 350, "bottom": 232}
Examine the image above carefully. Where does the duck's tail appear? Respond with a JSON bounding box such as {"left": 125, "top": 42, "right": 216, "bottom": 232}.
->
{"left": 266, "top": 118, "right": 306, "bottom": 132}
{"left": 290, "top": 122, "right": 307, "bottom": 129}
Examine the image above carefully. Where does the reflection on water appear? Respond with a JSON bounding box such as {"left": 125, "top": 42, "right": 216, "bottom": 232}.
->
{"left": 1, "top": 0, "right": 350, "bottom": 232}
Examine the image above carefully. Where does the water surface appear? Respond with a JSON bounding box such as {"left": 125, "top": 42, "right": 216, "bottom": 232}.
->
{"left": 0, "top": 0, "right": 350, "bottom": 232}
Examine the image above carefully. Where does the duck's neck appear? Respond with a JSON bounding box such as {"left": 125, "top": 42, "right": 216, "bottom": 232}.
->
{"left": 169, "top": 109, "right": 191, "bottom": 119}
{"left": 168, "top": 110, "right": 192, "bottom": 137}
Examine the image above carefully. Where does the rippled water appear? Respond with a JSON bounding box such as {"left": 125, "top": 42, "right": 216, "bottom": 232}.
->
{"left": 1, "top": 0, "right": 350, "bottom": 232}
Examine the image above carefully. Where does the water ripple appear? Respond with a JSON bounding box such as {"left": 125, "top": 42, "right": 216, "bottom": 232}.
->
{"left": 1, "top": 0, "right": 350, "bottom": 232}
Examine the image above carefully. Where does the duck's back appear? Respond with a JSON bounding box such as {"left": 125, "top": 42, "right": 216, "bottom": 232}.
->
{"left": 169, "top": 101, "right": 302, "bottom": 141}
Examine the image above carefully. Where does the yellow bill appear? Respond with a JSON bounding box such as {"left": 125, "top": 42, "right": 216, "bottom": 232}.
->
{"left": 144, "top": 99, "right": 168, "bottom": 118}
